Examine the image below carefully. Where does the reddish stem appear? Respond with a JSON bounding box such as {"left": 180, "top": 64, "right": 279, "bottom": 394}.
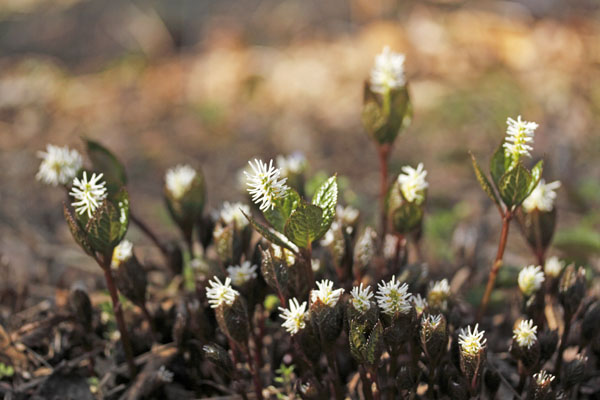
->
{"left": 377, "top": 144, "right": 391, "bottom": 242}
{"left": 477, "top": 210, "right": 512, "bottom": 321}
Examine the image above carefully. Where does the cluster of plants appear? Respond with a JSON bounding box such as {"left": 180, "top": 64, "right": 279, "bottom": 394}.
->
{"left": 19, "top": 46, "right": 600, "bottom": 399}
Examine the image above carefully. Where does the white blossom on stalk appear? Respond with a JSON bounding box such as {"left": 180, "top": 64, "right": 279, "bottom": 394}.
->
{"left": 518, "top": 265, "right": 545, "bottom": 297}
{"left": 458, "top": 324, "right": 486, "bottom": 356}
{"left": 376, "top": 276, "right": 412, "bottom": 316}
{"left": 276, "top": 152, "right": 307, "bottom": 177}
{"left": 310, "top": 279, "right": 344, "bottom": 307}
{"left": 504, "top": 116, "right": 538, "bottom": 163}
{"left": 69, "top": 172, "right": 108, "bottom": 218}
{"left": 220, "top": 201, "right": 250, "bottom": 228}
{"left": 245, "top": 159, "right": 289, "bottom": 211}
{"left": 112, "top": 239, "right": 133, "bottom": 268}
{"left": 522, "top": 179, "right": 561, "bottom": 213}
{"left": 350, "top": 283, "right": 374, "bottom": 313}
{"left": 206, "top": 276, "right": 239, "bottom": 308}
{"left": 513, "top": 319, "right": 538, "bottom": 349}
{"left": 410, "top": 294, "right": 428, "bottom": 314}
{"left": 424, "top": 314, "right": 443, "bottom": 329}
{"left": 397, "top": 163, "right": 428, "bottom": 204}
{"left": 36, "top": 144, "right": 83, "bottom": 186}
{"left": 279, "top": 298, "right": 308, "bottom": 335}
{"left": 544, "top": 256, "right": 564, "bottom": 279}
{"left": 533, "top": 370, "right": 555, "bottom": 386}
{"left": 370, "top": 46, "right": 406, "bottom": 94}
{"left": 227, "top": 261, "right": 258, "bottom": 286}
{"left": 165, "top": 164, "right": 197, "bottom": 200}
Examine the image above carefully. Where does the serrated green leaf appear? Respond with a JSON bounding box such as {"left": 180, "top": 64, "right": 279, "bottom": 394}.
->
{"left": 84, "top": 201, "right": 114, "bottom": 255}
{"left": 283, "top": 202, "right": 324, "bottom": 248}
{"left": 362, "top": 85, "right": 411, "bottom": 144}
{"left": 311, "top": 175, "right": 338, "bottom": 240}
{"left": 63, "top": 203, "right": 94, "bottom": 256}
{"left": 349, "top": 318, "right": 368, "bottom": 362}
{"left": 525, "top": 160, "right": 543, "bottom": 198}
{"left": 470, "top": 152, "right": 500, "bottom": 206}
{"left": 498, "top": 163, "right": 532, "bottom": 208}
{"left": 84, "top": 138, "right": 127, "bottom": 194}
{"left": 264, "top": 189, "right": 300, "bottom": 233}
{"left": 364, "top": 321, "right": 383, "bottom": 366}
{"left": 391, "top": 202, "right": 423, "bottom": 234}
{"left": 242, "top": 211, "right": 298, "bottom": 254}
{"left": 490, "top": 141, "right": 510, "bottom": 189}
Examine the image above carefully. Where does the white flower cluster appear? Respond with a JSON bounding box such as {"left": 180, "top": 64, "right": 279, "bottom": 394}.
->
{"left": 503, "top": 115, "right": 538, "bottom": 163}
{"left": 397, "top": 163, "right": 428, "bottom": 204}
{"left": 69, "top": 172, "right": 108, "bottom": 218}
{"left": 279, "top": 298, "right": 308, "bottom": 335}
{"left": 376, "top": 276, "right": 412, "bottom": 316}
{"left": 220, "top": 201, "right": 250, "bottom": 228}
{"left": 423, "top": 314, "right": 443, "bottom": 329}
{"left": 311, "top": 279, "right": 344, "bottom": 307}
{"left": 227, "top": 261, "right": 258, "bottom": 286}
{"left": 36, "top": 144, "right": 83, "bottom": 186}
{"left": 522, "top": 179, "right": 560, "bottom": 213}
{"left": 206, "top": 276, "right": 239, "bottom": 308}
{"left": 112, "top": 239, "right": 133, "bottom": 268}
{"left": 544, "top": 256, "right": 564, "bottom": 278}
{"left": 533, "top": 370, "right": 555, "bottom": 386}
{"left": 458, "top": 324, "right": 486, "bottom": 356}
{"left": 350, "top": 283, "right": 373, "bottom": 313}
{"left": 518, "top": 265, "right": 545, "bottom": 297}
{"left": 276, "top": 152, "right": 307, "bottom": 177}
{"left": 165, "top": 164, "right": 197, "bottom": 200}
{"left": 245, "top": 159, "right": 289, "bottom": 211}
{"left": 410, "top": 294, "right": 428, "bottom": 315}
{"left": 370, "top": 46, "right": 406, "bottom": 94}
{"left": 513, "top": 319, "right": 538, "bottom": 349}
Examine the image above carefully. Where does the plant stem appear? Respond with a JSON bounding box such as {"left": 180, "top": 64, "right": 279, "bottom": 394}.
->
{"left": 326, "top": 350, "right": 344, "bottom": 400}
{"left": 388, "top": 347, "right": 399, "bottom": 399}
{"left": 377, "top": 144, "right": 391, "bottom": 243}
{"left": 477, "top": 210, "right": 512, "bottom": 321}
{"left": 359, "top": 365, "right": 374, "bottom": 400}
{"left": 100, "top": 260, "right": 136, "bottom": 378}
{"left": 370, "top": 366, "right": 381, "bottom": 400}
{"left": 130, "top": 211, "right": 168, "bottom": 256}
{"left": 554, "top": 312, "right": 573, "bottom": 377}
{"left": 245, "top": 345, "right": 264, "bottom": 400}
{"left": 140, "top": 302, "right": 157, "bottom": 343}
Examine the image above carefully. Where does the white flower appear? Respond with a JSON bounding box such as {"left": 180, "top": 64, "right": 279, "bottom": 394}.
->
{"left": 112, "top": 239, "right": 133, "bottom": 268}
{"left": 458, "top": 324, "right": 486, "bottom": 356}
{"left": 165, "top": 164, "right": 197, "bottom": 200}
{"left": 376, "top": 276, "right": 412, "bottom": 316}
{"left": 206, "top": 276, "right": 239, "bottom": 308}
{"left": 311, "top": 279, "right": 344, "bottom": 307}
{"left": 523, "top": 179, "right": 561, "bottom": 213}
{"left": 69, "top": 172, "right": 108, "bottom": 218}
{"left": 227, "top": 261, "right": 258, "bottom": 286}
{"left": 533, "top": 370, "right": 555, "bottom": 386}
{"left": 220, "top": 201, "right": 250, "bottom": 228}
{"left": 397, "top": 163, "right": 428, "bottom": 204}
{"left": 410, "top": 294, "right": 428, "bottom": 314}
{"left": 351, "top": 283, "right": 374, "bottom": 313}
{"left": 513, "top": 319, "right": 538, "bottom": 349}
{"left": 370, "top": 46, "right": 406, "bottom": 94}
{"left": 423, "top": 314, "right": 443, "bottom": 329}
{"left": 276, "top": 152, "right": 307, "bottom": 177}
{"left": 428, "top": 279, "right": 451, "bottom": 310}
{"left": 36, "top": 144, "right": 83, "bottom": 186}
{"left": 279, "top": 298, "right": 308, "bottom": 335}
{"left": 336, "top": 205, "right": 359, "bottom": 227}
{"left": 544, "top": 256, "right": 564, "bottom": 279}
{"left": 272, "top": 244, "right": 296, "bottom": 266}
{"left": 503, "top": 115, "right": 538, "bottom": 162}
{"left": 244, "top": 159, "right": 289, "bottom": 211}
{"left": 518, "top": 265, "right": 545, "bottom": 297}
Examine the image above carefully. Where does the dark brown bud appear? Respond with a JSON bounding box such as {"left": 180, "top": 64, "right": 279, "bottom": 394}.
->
{"left": 202, "top": 343, "right": 233, "bottom": 376}
{"left": 558, "top": 265, "right": 586, "bottom": 317}
{"left": 69, "top": 282, "right": 92, "bottom": 332}
{"left": 581, "top": 301, "right": 600, "bottom": 346}
{"left": 420, "top": 314, "right": 448, "bottom": 366}
{"left": 526, "top": 370, "right": 555, "bottom": 400}
{"left": 538, "top": 328, "right": 559, "bottom": 363}
{"left": 215, "top": 294, "right": 249, "bottom": 346}
{"left": 562, "top": 355, "right": 587, "bottom": 389}
{"left": 113, "top": 255, "right": 147, "bottom": 308}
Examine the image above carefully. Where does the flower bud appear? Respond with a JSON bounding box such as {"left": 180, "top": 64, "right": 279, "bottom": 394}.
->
{"left": 559, "top": 265, "right": 586, "bottom": 317}
{"left": 517, "top": 207, "right": 557, "bottom": 262}
{"left": 581, "top": 301, "right": 600, "bottom": 346}
{"left": 112, "top": 241, "right": 147, "bottom": 308}
{"left": 510, "top": 319, "right": 540, "bottom": 370}
{"left": 420, "top": 314, "right": 448, "bottom": 365}
{"left": 457, "top": 324, "right": 486, "bottom": 386}
{"left": 309, "top": 280, "right": 344, "bottom": 345}
{"left": 526, "top": 370, "right": 555, "bottom": 400}
{"left": 202, "top": 343, "right": 234, "bottom": 376}
{"left": 206, "top": 276, "right": 249, "bottom": 345}
{"left": 538, "top": 328, "right": 559, "bottom": 364}
{"left": 562, "top": 354, "right": 587, "bottom": 389}
{"left": 484, "top": 369, "right": 501, "bottom": 398}
{"left": 427, "top": 279, "right": 451, "bottom": 313}
{"left": 386, "top": 170, "right": 425, "bottom": 235}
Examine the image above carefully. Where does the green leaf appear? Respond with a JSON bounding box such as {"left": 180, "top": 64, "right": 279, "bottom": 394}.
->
{"left": 84, "top": 189, "right": 130, "bottom": 256}
{"left": 364, "top": 321, "right": 384, "bottom": 366}
{"left": 349, "top": 318, "right": 368, "bottom": 362}
{"left": 242, "top": 211, "right": 298, "bottom": 254}
{"left": 470, "top": 152, "right": 500, "bottom": 206}
{"left": 526, "top": 160, "right": 543, "bottom": 198}
{"left": 489, "top": 141, "right": 510, "bottom": 189}
{"left": 63, "top": 203, "right": 94, "bottom": 256}
{"left": 283, "top": 202, "right": 324, "bottom": 248}
{"left": 311, "top": 175, "right": 338, "bottom": 240}
{"left": 498, "top": 163, "right": 532, "bottom": 208}
{"left": 263, "top": 189, "right": 300, "bottom": 233}
{"left": 84, "top": 138, "right": 127, "bottom": 194}
{"left": 391, "top": 202, "right": 423, "bottom": 234}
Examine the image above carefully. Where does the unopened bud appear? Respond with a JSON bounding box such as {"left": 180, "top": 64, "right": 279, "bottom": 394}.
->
{"left": 526, "top": 370, "right": 555, "bottom": 400}
{"left": 559, "top": 265, "right": 586, "bottom": 317}
{"left": 420, "top": 314, "right": 448, "bottom": 365}
{"left": 69, "top": 282, "right": 92, "bottom": 332}
{"left": 581, "top": 300, "right": 600, "bottom": 346}
{"left": 202, "top": 343, "right": 233, "bottom": 376}
{"left": 538, "top": 328, "right": 559, "bottom": 364}
{"left": 562, "top": 354, "right": 587, "bottom": 389}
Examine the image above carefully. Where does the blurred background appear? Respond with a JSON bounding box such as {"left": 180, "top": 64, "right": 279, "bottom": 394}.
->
{"left": 1, "top": 0, "right": 599, "bottom": 306}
